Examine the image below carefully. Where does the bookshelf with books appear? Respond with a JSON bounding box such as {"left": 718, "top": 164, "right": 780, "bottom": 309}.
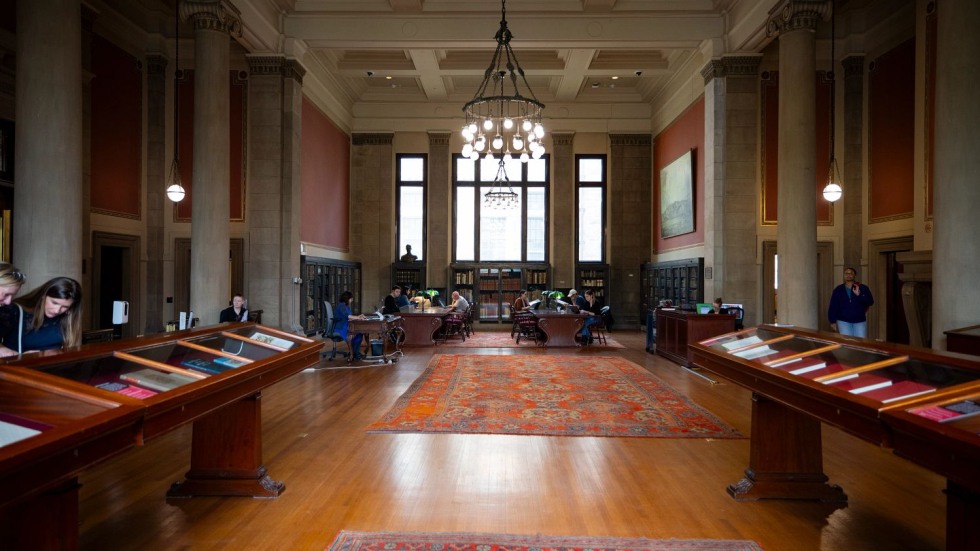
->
{"left": 689, "top": 324, "right": 980, "bottom": 548}
{"left": 450, "top": 265, "right": 477, "bottom": 302}
{"left": 523, "top": 266, "right": 550, "bottom": 303}
{"left": 391, "top": 262, "right": 425, "bottom": 295}
{"left": 642, "top": 257, "right": 704, "bottom": 311}
{"left": 0, "top": 322, "right": 321, "bottom": 546}
{"left": 301, "top": 256, "right": 361, "bottom": 336}
{"left": 576, "top": 263, "right": 609, "bottom": 307}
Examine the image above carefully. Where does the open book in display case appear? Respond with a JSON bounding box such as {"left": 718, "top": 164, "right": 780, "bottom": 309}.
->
{"left": 0, "top": 322, "right": 321, "bottom": 549}
{"left": 691, "top": 324, "right": 980, "bottom": 551}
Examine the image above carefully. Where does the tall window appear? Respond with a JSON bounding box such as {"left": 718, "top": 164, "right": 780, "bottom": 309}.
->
{"left": 576, "top": 155, "right": 606, "bottom": 262}
{"left": 454, "top": 155, "right": 549, "bottom": 262}
{"left": 397, "top": 154, "right": 426, "bottom": 260}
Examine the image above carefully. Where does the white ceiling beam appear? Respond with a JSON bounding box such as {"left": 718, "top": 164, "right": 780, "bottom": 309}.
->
{"left": 408, "top": 49, "right": 449, "bottom": 101}
{"left": 555, "top": 49, "right": 595, "bottom": 101}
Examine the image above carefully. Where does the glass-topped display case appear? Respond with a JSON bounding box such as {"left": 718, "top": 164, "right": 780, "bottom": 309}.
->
{"left": 0, "top": 323, "right": 322, "bottom": 548}
{"left": 691, "top": 324, "right": 980, "bottom": 551}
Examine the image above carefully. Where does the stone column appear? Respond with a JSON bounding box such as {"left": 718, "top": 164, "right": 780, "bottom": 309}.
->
{"left": 180, "top": 0, "right": 241, "bottom": 325}
{"left": 351, "top": 134, "right": 395, "bottom": 310}
{"left": 932, "top": 0, "right": 980, "bottom": 349}
{"left": 427, "top": 132, "right": 451, "bottom": 290}
{"left": 840, "top": 55, "right": 865, "bottom": 272}
{"left": 550, "top": 132, "right": 575, "bottom": 290}
{"left": 701, "top": 55, "right": 762, "bottom": 327}
{"left": 145, "top": 54, "right": 168, "bottom": 333}
{"left": 608, "top": 134, "right": 652, "bottom": 327}
{"left": 245, "top": 54, "right": 305, "bottom": 329}
{"left": 767, "top": 0, "right": 830, "bottom": 329}
{"left": 13, "top": 0, "right": 83, "bottom": 283}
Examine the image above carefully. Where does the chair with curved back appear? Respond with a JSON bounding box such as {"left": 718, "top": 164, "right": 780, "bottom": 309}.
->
{"left": 440, "top": 310, "right": 467, "bottom": 344}
{"left": 726, "top": 306, "right": 745, "bottom": 330}
{"left": 463, "top": 305, "right": 475, "bottom": 337}
{"left": 514, "top": 311, "right": 543, "bottom": 345}
{"left": 321, "top": 300, "right": 349, "bottom": 360}
{"left": 588, "top": 307, "right": 609, "bottom": 345}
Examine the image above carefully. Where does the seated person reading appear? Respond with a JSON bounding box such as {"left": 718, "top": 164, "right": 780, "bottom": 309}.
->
{"left": 382, "top": 286, "right": 402, "bottom": 315}
{"left": 334, "top": 291, "right": 367, "bottom": 360}
{"left": 451, "top": 290, "right": 470, "bottom": 312}
{"left": 513, "top": 289, "right": 530, "bottom": 312}
{"left": 396, "top": 287, "right": 411, "bottom": 309}
{"left": 571, "top": 289, "right": 600, "bottom": 342}
{"left": 219, "top": 293, "right": 249, "bottom": 323}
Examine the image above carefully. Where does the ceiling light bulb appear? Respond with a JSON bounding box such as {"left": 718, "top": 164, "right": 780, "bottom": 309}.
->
{"left": 462, "top": 127, "right": 474, "bottom": 141}
{"left": 520, "top": 152, "right": 530, "bottom": 163}
{"left": 483, "top": 118, "right": 494, "bottom": 131}
{"left": 823, "top": 182, "right": 843, "bottom": 202}
{"left": 469, "top": 150, "right": 480, "bottom": 161}
{"left": 474, "top": 136, "right": 486, "bottom": 151}
{"left": 166, "top": 183, "right": 185, "bottom": 202}
{"left": 484, "top": 151, "right": 495, "bottom": 161}
{"left": 492, "top": 135, "right": 504, "bottom": 150}
{"left": 512, "top": 135, "right": 524, "bottom": 151}
{"left": 522, "top": 119, "right": 533, "bottom": 132}
{"left": 462, "top": 143, "right": 474, "bottom": 157}
{"left": 532, "top": 148, "right": 544, "bottom": 159}
{"left": 503, "top": 118, "right": 514, "bottom": 129}
{"left": 468, "top": 123, "right": 478, "bottom": 134}
{"left": 503, "top": 152, "right": 513, "bottom": 162}
{"left": 533, "top": 123, "right": 545, "bottom": 139}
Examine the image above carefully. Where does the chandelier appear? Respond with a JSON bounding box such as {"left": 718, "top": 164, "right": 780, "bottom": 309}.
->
{"left": 484, "top": 158, "right": 518, "bottom": 208}
{"left": 461, "top": 0, "right": 546, "bottom": 188}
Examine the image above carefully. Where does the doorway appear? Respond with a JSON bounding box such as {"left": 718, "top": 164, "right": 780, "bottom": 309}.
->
{"left": 868, "top": 236, "right": 913, "bottom": 344}
{"left": 92, "top": 232, "right": 140, "bottom": 338}
{"left": 762, "top": 240, "right": 834, "bottom": 329}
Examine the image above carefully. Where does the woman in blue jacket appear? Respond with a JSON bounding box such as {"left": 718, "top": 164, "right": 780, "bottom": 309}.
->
{"left": 828, "top": 267, "right": 874, "bottom": 338}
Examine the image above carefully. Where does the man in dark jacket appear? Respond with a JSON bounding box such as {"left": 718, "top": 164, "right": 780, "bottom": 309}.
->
{"left": 828, "top": 267, "right": 874, "bottom": 337}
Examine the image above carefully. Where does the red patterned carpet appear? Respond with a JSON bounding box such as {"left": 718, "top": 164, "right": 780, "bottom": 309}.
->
{"left": 442, "top": 330, "right": 625, "bottom": 348}
{"left": 367, "top": 354, "right": 743, "bottom": 438}
{"left": 326, "top": 531, "right": 764, "bottom": 551}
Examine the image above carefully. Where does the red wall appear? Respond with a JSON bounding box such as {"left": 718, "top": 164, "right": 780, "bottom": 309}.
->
{"left": 174, "top": 71, "right": 247, "bottom": 222}
{"left": 760, "top": 72, "right": 833, "bottom": 225}
{"left": 301, "top": 97, "right": 350, "bottom": 251}
{"left": 869, "top": 38, "right": 915, "bottom": 222}
{"left": 654, "top": 96, "right": 705, "bottom": 252}
{"left": 91, "top": 34, "right": 142, "bottom": 218}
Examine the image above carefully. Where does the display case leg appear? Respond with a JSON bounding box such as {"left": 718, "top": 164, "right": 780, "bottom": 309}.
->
{"left": 0, "top": 478, "right": 80, "bottom": 549}
{"left": 167, "top": 393, "right": 284, "bottom": 498}
{"left": 727, "top": 393, "right": 847, "bottom": 502}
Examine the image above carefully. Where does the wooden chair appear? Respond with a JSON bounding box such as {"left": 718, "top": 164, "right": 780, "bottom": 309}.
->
{"left": 463, "top": 305, "right": 475, "bottom": 337}
{"left": 440, "top": 311, "right": 467, "bottom": 343}
{"left": 588, "top": 314, "right": 608, "bottom": 345}
{"left": 514, "top": 311, "right": 542, "bottom": 345}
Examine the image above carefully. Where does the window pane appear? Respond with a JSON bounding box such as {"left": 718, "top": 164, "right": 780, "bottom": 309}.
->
{"left": 456, "top": 187, "right": 475, "bottom": 261}
{"left": 527, "top": 158, "right": 546, "bottom": 182}
{"left": 579, "top": 157, "right": 604, "bottom": 182}
{"left": 480, "top": 187, "right": 523, "bottom": 261}
{"left": 400, "top": 157, "right": 424, "bottom": 181}
{"left": 399, "top": 186, "right": 424, "bottom": 260}
{"left": 479, "top": 157, "right": 498, "bottom": 182}
{"left": 457, "top": 158, "right": 475, "bottom": 182}
{"left": 578, "top": 187, "right": 603, "bottom": 261}
{"left": 527, "top": 187, "right": 546, "bottom": 261}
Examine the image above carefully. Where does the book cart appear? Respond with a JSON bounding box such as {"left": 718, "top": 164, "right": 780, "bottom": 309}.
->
{"left": 0, "top": 322, "right": 321, "bottom": 549}
{"left": 690, "top": 324, "right": 980, "bottom": 551}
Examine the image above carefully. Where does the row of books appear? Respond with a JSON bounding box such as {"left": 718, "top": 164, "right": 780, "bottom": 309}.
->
{"left": 454, "top": 271, "right": 475, "bottom": 285}
{"left": 526, "top": 270, "right": 548, "bottom": 284}
{"left": 912, "top": 400, "right": 980, "bottom": 422}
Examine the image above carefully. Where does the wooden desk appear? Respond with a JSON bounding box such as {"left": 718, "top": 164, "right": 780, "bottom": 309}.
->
{"left": 945, "top": 324, "right": 980, "bottom": 357}
{"left": 691, "top": 324, "right": 980, "bottom": 551}
{"left": 398, "top": 308, "right": 451, "bottom": 346}
{"left": 348, "top": 316, "right": 403, "bottom": 363}
{"left": 534, "top": 310, "right": 590, "bottom": 347}
{"left": 655, "top": 309, "right": 736, "bottom": 367}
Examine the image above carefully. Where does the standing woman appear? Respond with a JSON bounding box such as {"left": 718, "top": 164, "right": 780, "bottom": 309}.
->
{"left": 828, "top": 267, "right": 875, "bottom": 338}
{"left": 0, "top": 262, "right": 27, "bottom": 305}
{"left": 0, "top": 277, "right": 83, "bottom": 357}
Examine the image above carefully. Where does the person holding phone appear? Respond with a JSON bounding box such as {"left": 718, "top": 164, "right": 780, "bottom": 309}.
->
{"left": 828, "top": 266, "right": 875, "bottom": 337}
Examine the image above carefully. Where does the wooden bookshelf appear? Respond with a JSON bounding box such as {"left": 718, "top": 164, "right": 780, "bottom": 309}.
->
{"left": 575, "top": 263, "right": 609, "bottom": 307}
{"left": 642, "top": 258, "right": 704, "bottom": 313}
{"left": 301, "top": 257, "right": 361, "bottom": 335}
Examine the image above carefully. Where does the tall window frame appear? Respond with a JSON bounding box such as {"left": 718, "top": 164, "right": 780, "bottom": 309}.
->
{"left": 396, "top": 154, "right": 427, "bottom": 261}
{"left": 576, "top": 154, "right": 607, "bottom": 263}
{"left": 452, "top": 154, "right": 550, "bottom": 263}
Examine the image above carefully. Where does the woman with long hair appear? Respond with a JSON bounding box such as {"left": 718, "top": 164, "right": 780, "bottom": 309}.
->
{"left": 0, "top": 277, "right": 83, "bottom": 357}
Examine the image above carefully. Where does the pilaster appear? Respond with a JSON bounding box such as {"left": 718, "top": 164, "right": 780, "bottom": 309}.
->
{"left": 428, "top": 132, "right": 451, "bottom": 290}
{"left": 351, "top": 133, "right": 395, "bottom": 312}
{"left": 551, "top": 132, "right": 575, "bottom": 290}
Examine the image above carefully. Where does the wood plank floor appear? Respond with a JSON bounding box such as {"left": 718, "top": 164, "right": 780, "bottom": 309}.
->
{"left": 77, "top": 327, "right": 946, "bottom": 551}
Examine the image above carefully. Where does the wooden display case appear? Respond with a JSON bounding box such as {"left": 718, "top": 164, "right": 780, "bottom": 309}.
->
{"left": 690, "top": 324, "right": 980, "bottom": 551}
{"left": 655, "top": 309, "right": 736, "bottom": 367}
{"left": 0, "top": 323, "right": 321, "bottom": 548}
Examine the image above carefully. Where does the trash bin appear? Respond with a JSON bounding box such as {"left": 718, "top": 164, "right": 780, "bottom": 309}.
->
{"left": 370, "top": 339, "right": 383, "bottom": 356}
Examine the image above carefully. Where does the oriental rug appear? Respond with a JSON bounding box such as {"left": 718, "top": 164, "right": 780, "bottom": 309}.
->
{"left": 444, "top": 330, "right": 625, "bottom": 349}
{"left": 367, "top": 354, "right": 742, "bottom": 438}
{"left": 326, "top": 531, "right": 764, "bottom": 551}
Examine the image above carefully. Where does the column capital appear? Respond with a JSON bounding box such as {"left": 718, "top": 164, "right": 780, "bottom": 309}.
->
{"left": 841, "top": 55, "right": 865, "bottom": 78}
{"left": 701, "top": 55, "right": 763, "bottom": 85}
{"left": 352, "top": 133, "right": 394, "bottom": 146}
{"left": 180, "top": 0, "right": 243, "bottom": 37}
{"left": 609, "top": 134, "right": 652, "bottom": 146}
{"left": 766, "top": 0, "right": 830, "bottom": 37}
{"left": 428, "top": 132, "right": 451, "bottom": 147}
{"left": 245, "top": 54, "right": 306, "bottom": 83}
{"left": 552, "top": 132, "right": 575, "bottom": 147}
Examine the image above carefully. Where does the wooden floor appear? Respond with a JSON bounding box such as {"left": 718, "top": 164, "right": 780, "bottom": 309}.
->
{"left": 77, "top": 326, "right": 947, "bottom": 551}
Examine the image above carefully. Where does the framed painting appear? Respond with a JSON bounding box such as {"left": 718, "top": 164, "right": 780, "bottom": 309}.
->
{"left": 660, "top": 149, "right": 695, "bottom": 238}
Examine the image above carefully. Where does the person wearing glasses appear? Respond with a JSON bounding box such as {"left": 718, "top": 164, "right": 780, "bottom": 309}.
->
{"left": 0, "top": 263, "right": 26, "bottom": 306}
